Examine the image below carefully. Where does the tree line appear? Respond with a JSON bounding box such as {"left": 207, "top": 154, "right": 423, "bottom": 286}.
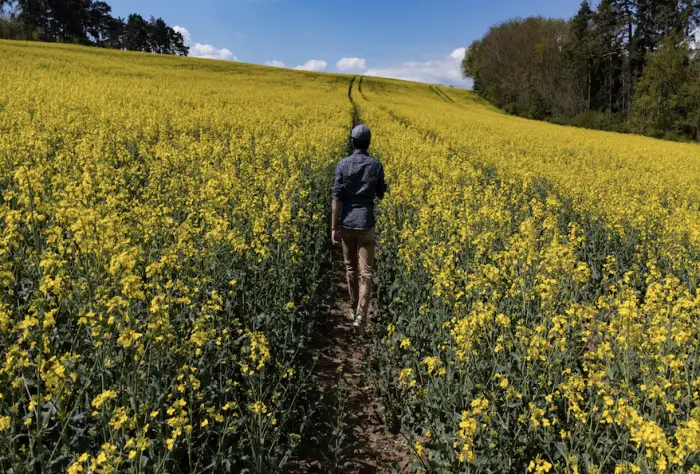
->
{"left": 462, "top": 1, "right": 700, "bottom": 142}
{"left": 0, "top": 0, "right": 188, "bottom": 56}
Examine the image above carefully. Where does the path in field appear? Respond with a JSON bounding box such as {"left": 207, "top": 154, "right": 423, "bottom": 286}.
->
{"left": 294, "top": 76, "right": 409, "bottom": 473}
{"left": 296, "top": 242, "right": 409, "bottom": 473}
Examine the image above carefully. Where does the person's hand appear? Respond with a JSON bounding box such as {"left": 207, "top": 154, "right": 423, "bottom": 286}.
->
{"left": 332, "top": 228, "right": 341, "bottom": 245}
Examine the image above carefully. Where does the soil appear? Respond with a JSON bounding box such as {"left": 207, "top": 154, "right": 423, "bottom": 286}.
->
{"left": 292, "top": 243, "right": 411, "bottom": 474}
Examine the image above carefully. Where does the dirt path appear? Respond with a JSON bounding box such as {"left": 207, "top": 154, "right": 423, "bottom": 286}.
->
{"left": 294, "top": 243, "right": 410, "bottom": 473}
{"left": 293, "top": 75, "right": 409, "bottom": 473}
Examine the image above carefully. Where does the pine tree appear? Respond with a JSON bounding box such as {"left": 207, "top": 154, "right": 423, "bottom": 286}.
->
{"left": 593, "top": 0, "right": 626, "bottom": 112}
{"left": 567, "top": 1, "right": 596, "bottom": 112}
{"left": 86, "top": 1, "right": 112, "bottom": 46}
{"left": 124, "top": 13, "right": 150, "bottom": 52}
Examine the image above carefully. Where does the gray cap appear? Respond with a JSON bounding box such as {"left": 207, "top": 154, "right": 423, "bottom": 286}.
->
{"left": 351, "top": 124, "right": 372, "bottom": 141}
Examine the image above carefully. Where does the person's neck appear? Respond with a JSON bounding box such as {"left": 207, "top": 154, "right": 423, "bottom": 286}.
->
{"left": 355, "top": 148, "right": 369, "bottom": 154}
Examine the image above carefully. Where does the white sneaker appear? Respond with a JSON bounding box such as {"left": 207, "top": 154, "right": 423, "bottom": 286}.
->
{"left": 353, "top": 315, "right": 365, "bottom": 335}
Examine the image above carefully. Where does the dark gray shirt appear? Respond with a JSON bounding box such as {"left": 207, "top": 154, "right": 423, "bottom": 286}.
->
{"left": 332, "top": 150, "right": 386, "bottom": 230}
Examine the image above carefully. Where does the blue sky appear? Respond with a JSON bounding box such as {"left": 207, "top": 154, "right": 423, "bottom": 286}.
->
{"left": 110, "top": 0, "right": 585, "bottom": 87}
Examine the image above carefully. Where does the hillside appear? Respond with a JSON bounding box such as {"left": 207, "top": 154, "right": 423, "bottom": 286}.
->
{"left": 1, "top": 40, "right": 699, "bottom": 473}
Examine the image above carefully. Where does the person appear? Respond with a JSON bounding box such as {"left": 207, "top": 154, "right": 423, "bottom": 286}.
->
{"left": 331, "top": 124, "right": 387, "bottom": 334}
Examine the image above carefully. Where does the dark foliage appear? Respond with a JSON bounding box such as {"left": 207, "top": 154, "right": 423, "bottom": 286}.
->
{"left": 0, "top": 0, "right": 188, "bottom": 56}
{"left": 462, "top": 0, "right": 700, "bottom": 141}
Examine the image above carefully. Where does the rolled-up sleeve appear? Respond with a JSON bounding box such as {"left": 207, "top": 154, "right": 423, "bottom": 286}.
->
{"left": 332, "top": 162, "right": 344, "bottom": 201}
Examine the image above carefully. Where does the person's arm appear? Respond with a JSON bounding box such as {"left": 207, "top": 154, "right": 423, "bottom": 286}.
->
{"left": 331, "top": 199, "right": 342, "bottom": 244}
{"left": 376, "top": 163, "right": 387, "bottom": 200}
{"left": 331, "top": 162, "right": 344, "bottom": 244}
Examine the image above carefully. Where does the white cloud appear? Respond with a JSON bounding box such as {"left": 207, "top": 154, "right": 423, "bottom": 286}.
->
{"left": 295, "top": 60, "right": 328, "bottom": 72}
{"left": 173, "top": 26, "right": 237, "bottom": 61}
{"left": 336, "top": 57, "right": 368, "bottom": 71}
{"left": 365, "top": 48, "right": 471, "bottom": 87}
{"left": 190, "top": 44, "right": 237, "bottom": 61}
{"left": 265, "top": 60, "right": 286, "bottom": 68}
{"left": 173, "top": 26, "right": 192, "bottom": 44}
{"left": 450, "top": 47, "right": 467, "bottom": 60}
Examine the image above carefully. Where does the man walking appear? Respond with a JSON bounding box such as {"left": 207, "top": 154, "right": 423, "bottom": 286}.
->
{"left": 331, "top": 124, "right": 386, "bottom": 334}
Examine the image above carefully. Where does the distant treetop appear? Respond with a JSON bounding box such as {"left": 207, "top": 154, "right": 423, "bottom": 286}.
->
{"left": 0, "top": 0, "right": 188, "bottom": 56}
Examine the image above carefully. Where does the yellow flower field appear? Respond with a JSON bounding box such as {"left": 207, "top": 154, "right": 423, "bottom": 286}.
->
{"left": 0, "top": 40, "right": 351, "bottom": 473}
{"left": 357, "top": 78, "right": 700, "bottom": 472}
{"left": 0, "top": 40, "right": 699, "bottom": 473}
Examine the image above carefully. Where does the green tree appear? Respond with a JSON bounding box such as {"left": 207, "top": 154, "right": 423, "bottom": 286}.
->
{"left": 7, "top": 0, "right": 186, "bottom": 55}
{"left": 148, "top": 16, "right": 169, "bottom": 53}
{"left": 461, "top": 41, "right": 483, "bottom": 93}
{"left": 654, "top": 0, "right": 699, "bottom": 37}
{"left": 146, "top": 16, "right": 188, "bottom": 56}
{"left": 86, "top": 1, "right": 112, "bottom": 46}
{"left": 16, "top": 0, "right": 49, "bottom": 40}
{"left": 104, "top": 15, "right": 124, "bottom": 49}
{"left": 461, "top": 17, "right": 572, "bottom": 118}
{"left": 682, "top": 53, "right": 700, "bottom": 140}
{"left": 593, "top": 0, "right": 626, "bottom": 113}
{"left": 631, "top": 36, "right": 692, "bottom": 138}
{"left": 124, "top": 13, "right": 150, "bottom": 52}
{"left": 170, "top": 26, "right": 188, "bottom": 56}
{"left": 566, "top": 1, "right": 597, "bottom": 112}
{"left": 48, "top": 0, "right": 91, "bottom": 43}
{"left": 462, "top": 0, "right": 700, "bottom": 140}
